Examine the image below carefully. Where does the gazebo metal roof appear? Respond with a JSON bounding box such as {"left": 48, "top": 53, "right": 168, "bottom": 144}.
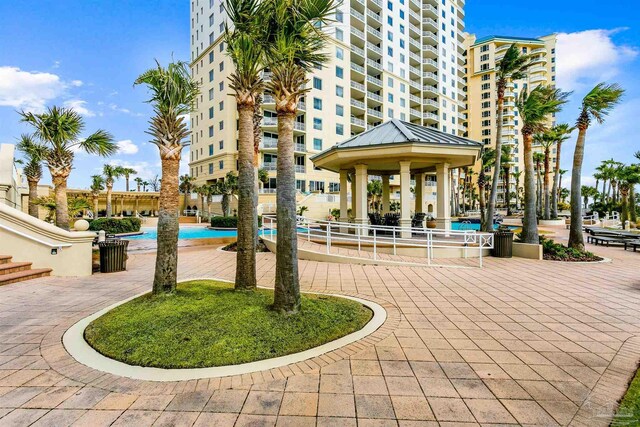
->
{"left": 310, "top": 119, "right": 482, "bottom": 174}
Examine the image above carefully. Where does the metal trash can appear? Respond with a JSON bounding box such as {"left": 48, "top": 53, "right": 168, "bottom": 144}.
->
{"left": 98, "top": 239, "right": 129, "bottom": 273}
{"left": 491, "top": 229, "right": 514, "bottom": 258}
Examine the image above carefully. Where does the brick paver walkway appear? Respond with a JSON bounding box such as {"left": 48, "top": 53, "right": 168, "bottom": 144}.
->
{"left": 1, "top": 227, "right": 639, "bottom": 426}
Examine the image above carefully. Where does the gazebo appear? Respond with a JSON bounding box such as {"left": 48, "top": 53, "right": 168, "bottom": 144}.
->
{"left": 310, "top": 119, "right": 482, "bottom": 235}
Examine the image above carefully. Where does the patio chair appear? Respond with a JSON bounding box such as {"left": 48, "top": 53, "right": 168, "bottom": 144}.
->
{"left": 384, "top": 213, "right": 400, "bottom": 227}
{"left": 412, "top": 212, "right": 426, "bottom": 228}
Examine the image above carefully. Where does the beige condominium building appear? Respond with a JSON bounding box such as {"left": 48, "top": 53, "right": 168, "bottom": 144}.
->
{"left": 463, "top": 34, "right": 557, "bottom": 207}
{"left": 189, "top": 0, "right": 467, "bottom": 201}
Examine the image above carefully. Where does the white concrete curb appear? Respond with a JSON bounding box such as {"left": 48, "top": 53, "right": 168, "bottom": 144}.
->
{"left": 63, "top": 278, "right": 387, "bottom": 382}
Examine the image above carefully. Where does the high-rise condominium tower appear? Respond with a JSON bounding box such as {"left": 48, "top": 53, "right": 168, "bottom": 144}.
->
{"left": 189, "top": 0, "right": 467, "bottom": 193}
{"left": 464, "top": 34, "right": 557, "bottom": 207}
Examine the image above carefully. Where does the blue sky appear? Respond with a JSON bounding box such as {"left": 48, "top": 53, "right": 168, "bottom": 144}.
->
{"left": 1, "top": 0, "right": 638, "bottom": 190}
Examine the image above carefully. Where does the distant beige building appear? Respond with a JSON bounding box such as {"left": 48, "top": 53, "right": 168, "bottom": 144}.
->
{"left": 463, "top": 34, "right": 557, "bottom": 206}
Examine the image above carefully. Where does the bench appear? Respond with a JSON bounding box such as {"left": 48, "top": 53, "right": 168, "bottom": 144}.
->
{"left": 587, "top": 235, "right": 628, "bottom": 247}
{"left": 624, "top": 240, "right": 640, "bottom": 252}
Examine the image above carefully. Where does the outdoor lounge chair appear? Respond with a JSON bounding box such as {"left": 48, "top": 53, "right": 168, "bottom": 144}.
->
{"left": 412, "top": 212, "right": 426, "bottom": 228}
{"left": 624, "top": 240, "right": 640, "bottom": 252}
{"left": 384, "top": 213, "right": 400, "bottom": 227}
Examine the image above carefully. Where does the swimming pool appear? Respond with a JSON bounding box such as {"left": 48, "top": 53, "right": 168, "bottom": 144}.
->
{"left": 127, "top": 227, "right": 241, "bottom": 240}
{"left": 451, "top": 222, "right": 518, "bottom": 231}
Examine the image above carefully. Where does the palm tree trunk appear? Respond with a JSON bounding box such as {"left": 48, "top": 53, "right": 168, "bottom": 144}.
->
{"left": 504, "top": 166, "right": 511, "bottom": 216}
{"left": 620, "top": 187, "right": 629, "bottom": 223}
{"left": 273, "top": 111, "right": 300, "bottom": 313}
{"left": 543, "top": 148, "right": 551, "bottom": 220}
{"left": 522, "top": 134, "right": 538, "bottom": 244}
{"left": 601, "top": 179, "right": 607, "bottom": 203}
{"left": 125, "top": 177, "right": 130, "bottom": 192}
{"left": 485, "top": 93, "right": 505, "bottom": 231}
{"left": 106, "top": 184, "right": 113, "bottom": 218}
{"left": 551, "top": 141, "right": 562, "bottom": 218}
{"left": 51, "top": 175, "right": 70, "bottom": 230}
{"left": 221, "top": 195, "right": 230, "bottom": 217}
{"left": 236, "top": 105, "right": 257, "bottom": 290}
{"left": 93, "top": 195, "right": 99, "bottom": 218}
{"left": 153, "top": 157, "right": 180, "bottom": 294}
{"left": 536, "top": 163, "right": 542, "bottom": 217}
{"left": 630, "top": 186, "right": 637, "bottom": 223}
{"left": 27, "top": 179, "right": 39, "bottom": 218}
{"left": 569, "top": 127, "right": 587, "bottom": 250}
{"left": 478, "top": 175, "right": 486, "bottom": 229}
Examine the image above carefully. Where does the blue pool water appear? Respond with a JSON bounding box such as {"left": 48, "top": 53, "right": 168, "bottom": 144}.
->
{"left": 451, "top": 222, "right": 518, "bottom": 231}
{"left": 127, "top": 227, "right": 242, "bottom": 240}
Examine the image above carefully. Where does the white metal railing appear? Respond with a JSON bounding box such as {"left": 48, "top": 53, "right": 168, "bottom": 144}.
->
{"left": 0, "top": 223, "right": 72, "bottom": 248}
{"left": 261, "top": 215, "right": 494, "bottom": 268}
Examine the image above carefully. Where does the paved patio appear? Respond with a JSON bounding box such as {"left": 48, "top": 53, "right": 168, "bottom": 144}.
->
{"left": 1, "top": 227, "right": 639, "bottom": 426}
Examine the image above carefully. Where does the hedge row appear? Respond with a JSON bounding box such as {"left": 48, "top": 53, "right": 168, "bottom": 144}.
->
{"left": 210, "top": 216, "right": 262, "bottom": 228}
{"left": 88, "top": 218, "right": 142, "bottom": 234}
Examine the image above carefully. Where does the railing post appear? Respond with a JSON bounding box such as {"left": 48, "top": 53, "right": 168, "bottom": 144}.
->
{"left": 393, "top": 230, "right": 396, "bottom": 255}
{"left": 373, "top": 228, "right": 377, "bottom": 260}
{"left": 479, "top": 235, "right": 483, "bottom": 268}
{"left": 358, "top": 229, "right": 361, "bottom": 251}
{"left": 327, "top": 223, "right": 331, "bottom": 254}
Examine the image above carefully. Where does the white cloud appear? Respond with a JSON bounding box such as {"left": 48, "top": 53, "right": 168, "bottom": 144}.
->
{"left": 556, "top": 29, "right": 638, "bottom": 91}
{"left": 63, "top": 99, "right": 95, "bottom": 117}
{"left": 71, "top": 80, "right": 83, "bottom": 87}
{"left": 107, "top": 160, "right": 159, "bottom": 181}
{"left": 116, "top": 139, "right": 139, "bottom": 155}
{"left": 0, "top": 66, "right": 66, "bottom": 112}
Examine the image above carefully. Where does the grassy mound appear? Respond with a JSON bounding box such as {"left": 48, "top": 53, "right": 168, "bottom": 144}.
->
{"left": 613, "top": 368, "right": 640, "bottom": 425}
{"left": 541, "top": 237, "right": 603, "bottom": 262}
{"left": 84, "top": 280, "right": 372, "bottom": 368}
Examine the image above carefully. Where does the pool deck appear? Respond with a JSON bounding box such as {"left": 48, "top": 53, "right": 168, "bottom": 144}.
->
{"left": 0, "top": 226, "right": 639, "bottom": 426}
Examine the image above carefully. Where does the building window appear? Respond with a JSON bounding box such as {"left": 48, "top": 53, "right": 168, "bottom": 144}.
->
{"left": 208, "top": 126, "right": 214, "bottom": 137}
{"left": 388, "top": 93, "right": 394, "bottom": 103}
{"left": 219, "top": 121, "right": 224, "bottom": 130}
{"left": 336, "top": 47, "right": 343, "bottom": 60}
{"left": 313, "top": 118, "right": 322, "bottom": 130}
{"left": 336, "top": 85, "right": 344, "bottom": 97}
{"left": 336, "top": 10, "right": 343, "bottom": 22}
{"left": 336, "top": 28, "right": 343, "bottom": 41}
{"left": 219, "top": 160, "right": 224, "bottom": 169}
{"left": 336, "top": 123, "right": 344, "bottom": 135}
{"left": 313, "top": 77, "right": 322, "bottom": 90}
{"left": 313, "top": 97, "right": 322, "bottom": 110}
{"left": 336, "top": 105, "right": 344, "bottom": 116}
{"left": 209, "top": 163, "right": 214, "bottom": 174}
{"left": 209, "top": 51, "right": 214, "bottom": 63}
{"left": 219, "top": 61, "right": 224, "bottom": 71}
{"left": 209, "top": 107, "right": 214, "bottom": 119}
{"left": 209, "top": 88, "right": 214, "bottom": 100}
{"left": 209, "top": 70, "right": 214, "bottom": 81}
{"left": 313, "top": 138, "right": 322, "bottom": 150}
{"left": 329, "top": 182, "right": 340, "bottom": 192}
{"left": 335, "top": 66, "right": 344, "bottom": 79}
{"left": 209, "top": 144, "right": 214, "bottom": 155}
{"left": 219, "top": 140, "right": 224, "bottom": 150}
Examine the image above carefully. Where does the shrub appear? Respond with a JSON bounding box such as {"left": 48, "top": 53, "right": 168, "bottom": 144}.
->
{"left": 88, "top": 218, "right": 142, "bottom": 234}
{"left": 210, "top": 216, "right": 262, "bottom": 228}
{"left": 539, "top": 236, "right": 602, "bottom": 262}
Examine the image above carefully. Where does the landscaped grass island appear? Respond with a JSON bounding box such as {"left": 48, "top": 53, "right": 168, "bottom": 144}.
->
{"left": 84, "top": 280, "right": 372, "bottom": 369}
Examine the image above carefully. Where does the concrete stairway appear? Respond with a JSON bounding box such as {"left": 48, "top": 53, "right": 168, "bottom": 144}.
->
{"left": 0, "top": 255, "right": 52, "bottom": 286}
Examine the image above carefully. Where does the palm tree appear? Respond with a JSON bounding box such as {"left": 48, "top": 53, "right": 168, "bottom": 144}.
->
{"left": 103, "top": 164, "right": 125, "bottom": 218}
{"left": 215, "top": 172, "right": 238, "bottom": 217}
{"left": 484, "top": 44, "right": 532, "bottom": 231}
{"left": 20, "top": 106, "right": 116, "bottom": 230}
{"left": 16, "top": 134, "right": 47, "bottom": 218}
{"left": 134, "top": 177, "right": 144, "bottom": 192}
{"left": 517, "top": 86, "right": 569, "bottom": 244}
{"left": 477, "top": 148, "right": 496, "bottom": 230}
{"left": 224, "top": 0, "right": 266, "bottom": 291}
{"left": 261, "top": 0, "right": 337, "bottom": 313}
{"left": 500, "top": 145, "right": 513, "bottom": 215}
{"left": 134, "top": 60, "right": 200, "bottom": 294}
{"left": 618, "top": 165, "right": 640, "bottom": 223}
{"left": 89, "top": 175, "right": 105, "bottom": 217}
{"left": 142, "top": 180, "right": 149, "bottom": 192}
{"left": 193, "top": 185, "right": 207, "bottom": 216}
{"left": 121, "top": 167, "right": 137, "bottom": 192}
{"left": 569, "top": 83, "right": 624, "bottom": 250}
{"left": 512, "top": 170, "right": 523, "bottom": 210}
{"left": 533, "top": 152, "right": 545, "bottom": 217}
{"left": 179, "top": 174, "right": 196, "bottom": 214}
{"left": 581, "top": 185, "right": 598, "bottom": 210}
{"left": 550, "top": 124, "right": 574, "bottom": 218}
{"left": 367, "top": 180, "right": 383, "bottom": 212}
{"left": 537, "top": 130, "right": 557, "bottom": 219}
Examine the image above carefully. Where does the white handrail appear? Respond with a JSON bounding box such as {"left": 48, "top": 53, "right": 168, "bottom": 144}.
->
{"left": 260, "top": 215, "right": 493, "bottom": 268}
{"left": 0, "top": 223, "right": 72, "bottom": 249}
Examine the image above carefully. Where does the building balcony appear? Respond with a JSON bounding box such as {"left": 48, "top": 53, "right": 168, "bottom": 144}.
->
{"left": 350, "top": 62, "right": 365, "bottom": 74}
{"left": 350, "top": 98, "right": 365, "bottom": 110}
{"left": 530, "top": 55, "right": 548, "bottom": 65}
{"left": 423, "top": 58, "right": 438, "bottom": 69}
{"left": 409, "top": 94, "right": 422, "bottom": 104}
{"left": 423, "top": 98, "right": 438, "bottom": 109}
{"left": 423, "top": 85, "right": 438, "bottom": 94}
{"left": 294, "top": 122, "right": 305, "bottom": 132}
{"left": 351, "top": 45, "right": 365, "bottom": 58}
{"left": 367, "top": 42, "right": 382, "bottom": 56}
{"left": 366, "top": 75, "right": 383, "bottom": 87}
{"left": 529, "top": 65, "right": 546, "bottom": 74}
{"left": 261, "top": 137, "right": 278, "bottom": 149}
{"left": 368, "top": 0, "right": 382, "bottom": 9}
{"left": 410, "top": 108, "right": 421, "bottom": 117}
{"left": 504, "top": 91, "right": 516, "bottom": 98}
{"left": 262, "top": 71, "right": 272, "bottom": 81}
{"left": 409, "top": 9, "right": 420, "bottom": 22}
{"left": 409, "top": 24, "right": 420, "bottom": 35}
{"left": 351, "top": 80, "right": 365, "bottom": 92}
{"left": 262, "top": 117, "right": 278, "bottom": 127}
{"left": 366, "top": 9, "right": 381, "bottom": 23}
{"left": 409, "top": 52, "right": 421, "bottom": 63}
{"left": 366, "top": 26, "right": 382, "bottom": 40}
{"left": 350, "top": 8, "right": 364, "bottom": 22}
{"left": 410, "top": 80, "right": 421, "bottom": 91}
{"left": 423, "top": 112, "right": 438, "bottom": 121}
{"left": 423, "top": 18, "right": 437, "bottom": 30}
{"left": 423, "top": 45, "right": 438, "bottom": 57}
{"left": 495, "top": 44, "right": 510, "bottom": 54}
{"left": 501, "top": 129, "right": 516, "bottom": 136}
{"left": 367, "top": 108, "right": 383, "bottom": 119}
{"left": 531, "top": 47, "right": 546, "bottom": 55}
{"left": 423, "top": 4, "right": 437, "bottom": 17}
{"left": 262, "top": 162, "right": 277, "bottom": 171}
{"left": 295, "top": 165, "right": 306, "bottom": 173}
{"left": 367, "top": 91, "right": 382, "bottom": 103}
{"left": 410, "top": 0, "right": 421, "bottom": 9}
{"left": 423, "top": 72, "right": 438, "bottom": 83}
{"left": 530, "top": 74, "right": 548, "bottom": 84}
{"left": 503, "top": 110, "right": 515, "bottom": 118}
{"left": 423, "top": 31, "right": 437, "bottom": 43}
{"left": 350, "top": 116, "right": 366, "bottom": 128}
{"left": 350, "top": 27, "right": 365, "bottom": 40}
{"left": 366, "top": 58, "right": 382, "bottom": 71}
{"left": 503, "top": 101, "right": 515, "bottom": 108}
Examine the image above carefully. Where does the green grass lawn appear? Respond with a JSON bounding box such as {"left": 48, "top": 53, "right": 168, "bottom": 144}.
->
{"left": 84, "top": 280, "right": 372, "bottom": 368}
{"left": 612, "top": 368, "right": 640, "bottom": 426}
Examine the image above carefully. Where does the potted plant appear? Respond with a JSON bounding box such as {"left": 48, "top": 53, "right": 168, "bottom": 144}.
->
{"left": 426, "top": 214, "right": 437, "bottom": 228}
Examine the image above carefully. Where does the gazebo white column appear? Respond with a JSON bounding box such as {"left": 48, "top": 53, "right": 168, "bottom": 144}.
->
{"left": 399, "top": 161, "right": 412, "bottom": 237}
{"left": 436, "top": 162, "right": 451, "bottom": 230}
{"left": 415, "top": 172, "right": 424, "bottom": 214}
{"left": 354, "top": 164, "right": 368, "bottom": 233}
{"left": 382, "top": 175, "right": 390, "bottom": 213}
{"left": 350, "top": 174, "right": 356, "bottom": 218}
{"left": 339, "top": 169, "right": 349, "bottom": 223}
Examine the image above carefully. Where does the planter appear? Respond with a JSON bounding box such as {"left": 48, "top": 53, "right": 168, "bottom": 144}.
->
{"left": 426, "top": 220, "right": 437, "bottom": 229}
{"left": 513, "top": 242, "right": 543, "bottom": 260}
{"left": 539, "top": 219, "right": 566, "bottom": 226}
